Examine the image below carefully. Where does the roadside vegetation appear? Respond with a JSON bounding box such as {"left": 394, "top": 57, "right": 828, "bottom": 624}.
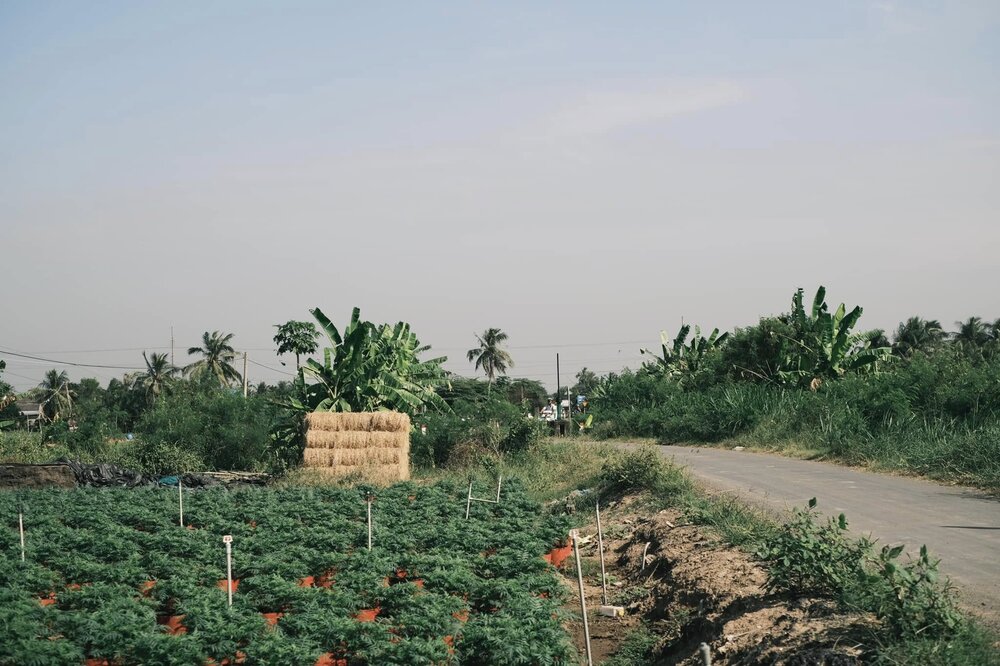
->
{"left": 589, "top": 287, "right": 1000, "bottom": 491}
{"left": 546, "top": 445, "right": 999, "bottom": 665}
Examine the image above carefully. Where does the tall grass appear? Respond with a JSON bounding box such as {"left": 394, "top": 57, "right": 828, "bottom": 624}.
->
{"left": 591, "top": 364, "right": 1000, "bottom": 491}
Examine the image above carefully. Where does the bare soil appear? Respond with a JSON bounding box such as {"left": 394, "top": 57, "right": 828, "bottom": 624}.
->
{"left": 557, "top": 495, "right": 880, "bottom": 665}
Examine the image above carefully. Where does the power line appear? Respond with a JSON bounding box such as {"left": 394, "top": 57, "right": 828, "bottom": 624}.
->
{"left": 0, "top": 348, "right": 144, "bottom": 371}
{"left": 247, "top": 358, "right": 295, "bottom": 376}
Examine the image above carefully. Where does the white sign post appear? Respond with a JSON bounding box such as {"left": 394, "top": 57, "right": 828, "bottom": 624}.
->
{"left": 222, "top": 535, "right": 234, "bottom": 607}
{"left": 178, "top": 479, "right": 184, "bottom": 527}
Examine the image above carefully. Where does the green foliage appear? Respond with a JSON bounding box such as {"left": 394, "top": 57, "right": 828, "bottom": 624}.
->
{"left": 273, "top": 320, "right": 320, "bottom": 369}
{"left": 413, "top": 398, "right": 545, "bottom": 467}
{"left": 293, "top": 307, "right": 448, "bottom": 415}
{"left": 0, "top": 480, "right": 573, "bottom": 665}
{"left": 872, "top": 544, "right": 964, "bottom": 639}
{"left": 604, "top": 626, "right": 660, "bottom": 666}
{"left": 760, "top": 499, "right": 964, "bottom": 644}
{"left": 133, "top": 382, "right": 277, "bottom": 473}
{"left": 759, "top": 498, "right": 874, "bottom": 599}
{"left": 466, "top": 327, "right": 514, "bottom": 387}
{"left": 780, "top": 286, "right": 893, "bottom": 386}
{"left": 641, "top": 324, "right": 729, "bottom": 381}
{"left": 184, "top": 330, "right": 242, "bottom": 387}
{"left": 597, "top": 446, "right": 691, "bottom": 499}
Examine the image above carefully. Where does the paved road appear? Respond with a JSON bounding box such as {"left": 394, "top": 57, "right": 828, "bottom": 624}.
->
{"left": 654, "top": 445, "right": 1000, "bottom": 622}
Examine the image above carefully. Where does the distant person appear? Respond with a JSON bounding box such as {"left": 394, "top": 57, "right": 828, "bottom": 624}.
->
{"left": 542, "top": 399, "right": 557, "bottom": 422}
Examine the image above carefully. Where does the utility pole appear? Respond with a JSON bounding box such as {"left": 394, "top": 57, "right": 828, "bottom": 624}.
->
{"left": 242, "top": 352, "right": 248, "bottom": 398}
{"left": 170, "top": 326, "right": 175, "bottom": 366}
{"left": 555, "top": 353, "right": 561, "bottom": 421}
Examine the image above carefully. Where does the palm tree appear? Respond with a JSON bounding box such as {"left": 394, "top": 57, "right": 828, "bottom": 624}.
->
{"left": 137, "top": 352, "right": 179, "bottom": 401}
{"left": 38, "top": 369, "right": 74, "bottom": 421}
{"left": 466, "top": 328, "right": 514, "bottom": 390}
{"left": 185, "top": 331, "right": 242, "bottom": 387}
{"left": 953, "top": 316, "right": 991, "bottom": 349}
{"left": 892, "top": 317, "right": 945, "bottom": 356}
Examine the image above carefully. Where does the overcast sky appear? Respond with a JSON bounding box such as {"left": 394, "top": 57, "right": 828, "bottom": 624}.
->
{"left": 2, "top": 1, "right": 998, "bottom": 392}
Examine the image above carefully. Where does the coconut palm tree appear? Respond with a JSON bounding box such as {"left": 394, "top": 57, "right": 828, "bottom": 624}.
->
{"left": 466, "top": 328, "right": 514, "bottom": 390}
{"left": 137, "top": 352, "right": 179, "bottom": 401}
{"left": 953, "top": 316, "right": 991, "bottom": 349}
{"left": 38, "top": 369, "right": 74, "bottom": 421}
{"left": 892, "top": 317, "right": 945, "bottom": 357}
{"left": 185, "top": 331, "right": 242, "bottom": 387}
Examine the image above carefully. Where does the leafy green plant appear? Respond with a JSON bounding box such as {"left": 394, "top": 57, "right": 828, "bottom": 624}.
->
{"left": 759, "top": 497, "right": 873, "bottom": 599}
{"left": 641, "top": 324, "right": 729, "bottom": 380}
{"left": 292, "top": 306, "right": 449, "bottom": 415}
{"left": 872, "top": 544, "right": 963, "bottom": 639}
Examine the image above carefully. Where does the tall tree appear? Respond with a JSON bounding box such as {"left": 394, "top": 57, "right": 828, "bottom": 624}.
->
{"left": 273, "top": 320, "right": 320, "bottom": 369}
{"left": 892, "top": 317, "right": 945, "bottom": 357}
{"left": 136, "top": 352, "right": 179, "bottom": 401}
{"left": 953, "top": 316, "right": 991, "bottom": 349}
{"left": 466, "top": 328, "right": 514, "bottom": 390}
{"left": 38, "top": 369, "right": 74, "bottom": 420}
{"left": 185, "top": 331, "right": 242, "bottom": 387}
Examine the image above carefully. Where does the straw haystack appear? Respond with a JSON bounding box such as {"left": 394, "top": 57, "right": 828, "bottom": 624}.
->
{"left": 303, "top": 412, "right": 410, "bottom": 483}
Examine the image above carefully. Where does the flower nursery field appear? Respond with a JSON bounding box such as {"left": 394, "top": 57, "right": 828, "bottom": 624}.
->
{"left": 0, "top": 480, "right": 574, "bottom": 666}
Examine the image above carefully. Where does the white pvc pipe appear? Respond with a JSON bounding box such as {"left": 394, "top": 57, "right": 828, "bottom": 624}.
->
{"left": 596, "top": 501, "right": 608, "bottom": 605}
{"left": 572, "top": 530, "right": 593, "bottom": 666}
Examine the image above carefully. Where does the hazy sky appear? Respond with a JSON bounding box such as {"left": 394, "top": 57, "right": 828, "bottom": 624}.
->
{"left": 2, "top": 1, "right": 998, "bottom": 392}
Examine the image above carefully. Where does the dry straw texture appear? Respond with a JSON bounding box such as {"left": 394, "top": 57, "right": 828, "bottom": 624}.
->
{"left": 306, "top": 411, "right": 410, "bottom": 433}
{"left": 306, "top": 430, "right": 408, "bottom": 451}
{"left": 303, "top": 411, "right": 411, "bottom": 483}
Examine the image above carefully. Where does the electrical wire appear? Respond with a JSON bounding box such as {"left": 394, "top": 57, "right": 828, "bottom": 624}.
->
{"left": 0, "top": 348, "right": 144, "bottom": 371}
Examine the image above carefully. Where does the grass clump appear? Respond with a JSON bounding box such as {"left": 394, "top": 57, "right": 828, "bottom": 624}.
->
{"left": 597, "top": 445, "right": 691, "bottom": 500}
{"left": 604, "top": 626, "right": 660, "bottom": 666}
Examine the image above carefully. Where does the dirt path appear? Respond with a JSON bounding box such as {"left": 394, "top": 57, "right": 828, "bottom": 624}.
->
{"left": 648, "top": 444, "right": 1000, "bottom": 624}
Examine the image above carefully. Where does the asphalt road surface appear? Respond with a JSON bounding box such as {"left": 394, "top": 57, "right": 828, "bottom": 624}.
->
{"left": 654, "top": 445, "right": 1000, "bottom": 622}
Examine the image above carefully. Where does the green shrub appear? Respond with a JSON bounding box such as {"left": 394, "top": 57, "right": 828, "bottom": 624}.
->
{"left": 760, "top": 499, "right": 965, "bottom": 644}
{"left": 412, "top": 399, "right": 544, "bottom": 468}
{"left": 598, "top": 446, "right": 690, "bottom": 498}
{"left": 871, "top": 544, "right": 963, "bottom": 639}
{"left": 759, "top": 498, "right": 874, "bottom": 599}
{"left": 135, "top": 384, "right": 278, "bottom": 472}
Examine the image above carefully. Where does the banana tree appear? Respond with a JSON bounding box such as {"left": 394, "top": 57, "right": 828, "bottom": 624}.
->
{"left": 641, "top": 324, "right": 729, "bottom": 379}
{"left": 779, "top": 286, "right": 893, "bottom": 386}
{"left": 287, "top": 307, "right": 449, "bottom": 415}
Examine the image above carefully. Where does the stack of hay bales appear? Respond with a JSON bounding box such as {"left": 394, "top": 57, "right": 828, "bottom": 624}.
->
{"left": 303, "top": 412, "right": 411, "bottom": 483}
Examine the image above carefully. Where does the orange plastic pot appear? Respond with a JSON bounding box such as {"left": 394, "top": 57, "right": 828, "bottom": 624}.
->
{"left": 139, "top": 580, "right": 156, "bottom": 596}
{"left": 355, "top": 607, "right": 380, "bottom": 622}
{"left": 298, "top": 575, "right": 315, "bottom": 588}
{"left": 262, "top": 612, "right": 284, "bottom": 627}
{"left": 157, "top": 614, "right": 187, "bottom": 635}
{"left": 216, "top": 579, "right": 240, "bottom": 592}
{"left": 38, "top": 592, "right": 57, "bottom": 607}
{"left": 314, "top": 654, "right": 348, "bottom": 666}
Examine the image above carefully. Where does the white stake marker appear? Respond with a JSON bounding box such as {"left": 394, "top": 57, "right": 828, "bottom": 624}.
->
{"left": 465, "top": 481, "right": 473, "bottom": 519}
{"left": 18, "top": 511, "right": 25, "bottom": 562}
{"left": 222, "top": 535, "right": 233, "bottom": 607}
{"left": 366, "top": 494, "right": 373, "bottom": 551}
{"left": 495, "top": 475, "right": 503, "bottom": 502}
{"left": 178, "top": 479, "right": 184, "bottom": 527}
{"left": 596, "top": 501, "right": 607, "bottom": 605}
{"left": 572, "top": 529, "right": 593, "bottom": 666}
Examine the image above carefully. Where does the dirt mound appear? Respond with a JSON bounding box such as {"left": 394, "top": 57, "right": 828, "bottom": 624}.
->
{"left": 563, "top": 503, "right": 880, "bottom": 665}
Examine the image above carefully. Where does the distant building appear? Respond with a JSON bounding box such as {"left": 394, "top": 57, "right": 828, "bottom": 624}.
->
{"left": 15, "top": 402, "right": 43, "bottom": 430}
